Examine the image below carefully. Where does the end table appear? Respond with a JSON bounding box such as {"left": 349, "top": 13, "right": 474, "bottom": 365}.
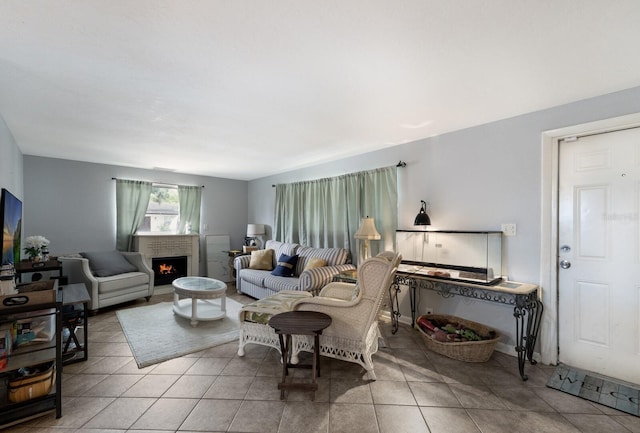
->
{"left": 59, "top": 283, "right": 90, "bottom": 364}
{"left": 224, "top": 250, "right": 250, "bottom": 282}
{"left": 268, "top": 311, "right": 331, "bottom": 401}
{"left": 15, "top": 259, "right": 63, "bottom": 283}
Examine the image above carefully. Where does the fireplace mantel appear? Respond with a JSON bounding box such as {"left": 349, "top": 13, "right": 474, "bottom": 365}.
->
{"left": 133, "top": 234, "right": 200, "bottom": 278}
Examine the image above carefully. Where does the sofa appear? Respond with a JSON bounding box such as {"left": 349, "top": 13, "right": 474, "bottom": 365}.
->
{"left": 234, "top": 240, "right": 356, "bottom": 299}
{"left": 60, "top": 251, "right": 154, "bottom": 314}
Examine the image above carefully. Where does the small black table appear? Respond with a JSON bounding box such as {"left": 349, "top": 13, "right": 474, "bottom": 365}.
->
{"left": 59, "top": 283, "right": 90, "bottom": 364}
{"left": 268, "top": 311, "right": 332, "bottom": 400}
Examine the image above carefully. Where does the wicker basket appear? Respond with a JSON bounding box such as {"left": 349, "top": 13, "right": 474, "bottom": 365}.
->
{"left": 415, "top": 314, "right": 500, "bottom": 362}
{"left": 8, "top": 362, "right": 55, "bottom": 403}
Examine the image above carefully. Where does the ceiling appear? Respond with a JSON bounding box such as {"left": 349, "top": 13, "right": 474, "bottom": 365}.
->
{"left": 1, "top": 1, "right": 640, "bottom": 181}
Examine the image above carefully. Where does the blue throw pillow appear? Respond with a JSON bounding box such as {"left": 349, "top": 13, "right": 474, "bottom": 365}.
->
{"left": 271, "top": 254, "right": 299, "bottom": 277}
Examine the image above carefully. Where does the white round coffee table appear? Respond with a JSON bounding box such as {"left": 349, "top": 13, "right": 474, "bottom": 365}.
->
{"left": 172, "top": 276, "right": 227, "bottom": 326}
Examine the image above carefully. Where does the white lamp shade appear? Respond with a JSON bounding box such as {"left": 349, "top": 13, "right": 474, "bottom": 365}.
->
{"left": 247, "top": 224, "right": 265, "bottom": 236}
{"left": 354, "top": 217, "right": 381, "bottom": 240}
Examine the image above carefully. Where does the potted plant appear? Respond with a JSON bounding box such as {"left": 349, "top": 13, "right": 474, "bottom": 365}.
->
{"left": 23, "top": 236, "right": 50, "bottom": 262}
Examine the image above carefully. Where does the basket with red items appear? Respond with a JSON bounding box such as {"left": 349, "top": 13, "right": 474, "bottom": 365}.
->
{"left": 415, "top": 314, "right": 500, "bottom": 362}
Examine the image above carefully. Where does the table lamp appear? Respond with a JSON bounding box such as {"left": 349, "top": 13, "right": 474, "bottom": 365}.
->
{"left": 355, "top": 216, "right": 381, "bottom": 260}
{"left": 246, "top": 224, "right": 266, "bottom": 249}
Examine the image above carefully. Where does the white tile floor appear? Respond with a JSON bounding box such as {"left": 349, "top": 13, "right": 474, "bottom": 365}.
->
{"left": 4, "top": 287, "right": 640, "bottom": 433}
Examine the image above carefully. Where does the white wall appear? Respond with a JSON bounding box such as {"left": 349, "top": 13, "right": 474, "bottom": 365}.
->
{"left": 248, "top": 85, "right": 640, "bottom": 356}
{"left": 0, "top": 114, "right": 23, "bottom": 200}
{"left": 23, "top": 156, "right": 248, "bottom": 276}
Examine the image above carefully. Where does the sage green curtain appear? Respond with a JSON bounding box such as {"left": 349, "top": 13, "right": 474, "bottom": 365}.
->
{"left": 274, "top": 166, "right": 397, "bottom": 264}
{"left": 177, "top": 185, "right": 202, "bottom": 234}
{"left": 359, "top": 167, "right": 398, "bottom": 259}
{"left": 116, "top": 179, "right": 152, "bottom": 251}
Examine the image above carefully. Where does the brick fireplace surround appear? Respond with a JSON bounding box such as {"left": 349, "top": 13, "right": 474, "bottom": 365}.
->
{"left": 133, "top": 234, "right": 200, "bottom": 284}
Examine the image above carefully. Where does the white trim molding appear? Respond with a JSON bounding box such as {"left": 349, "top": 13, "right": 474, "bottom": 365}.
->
{"left": 540, "top": 112, "right": 640, "bottom": 366}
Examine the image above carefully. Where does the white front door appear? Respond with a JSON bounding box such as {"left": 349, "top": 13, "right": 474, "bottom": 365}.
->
{"left": 558, "top": 127, "right": 640, "bottom": 384}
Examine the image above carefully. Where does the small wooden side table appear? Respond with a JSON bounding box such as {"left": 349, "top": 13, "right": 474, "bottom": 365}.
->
{"left": 268, "top": 311, "right": 332, "bottom": 401}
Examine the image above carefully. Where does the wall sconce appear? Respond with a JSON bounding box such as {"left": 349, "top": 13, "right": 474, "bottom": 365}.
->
{"left": 355, "top": 216, "right": 381, "bottom": 260}
{"left": 414, "top": 200, "right": 431, "bottom": 226}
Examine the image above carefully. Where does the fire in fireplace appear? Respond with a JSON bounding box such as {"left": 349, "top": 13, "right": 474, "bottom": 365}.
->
{"left": 152, "top": 256, "right": 188, "bottom": 286}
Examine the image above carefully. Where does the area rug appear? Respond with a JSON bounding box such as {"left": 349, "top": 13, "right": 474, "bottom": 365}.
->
{"left": 547, "top": 364, "right": 639, "bottom": 416}
{"left": 116, "top": 298, "right": 242, "bottom": 368}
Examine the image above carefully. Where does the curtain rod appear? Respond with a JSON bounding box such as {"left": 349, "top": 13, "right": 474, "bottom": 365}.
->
{"left": 271, "top": 161, "right": 406, "bottom": 187}
{"left": 111, "top": 177, "right": 204, "bottom": 188}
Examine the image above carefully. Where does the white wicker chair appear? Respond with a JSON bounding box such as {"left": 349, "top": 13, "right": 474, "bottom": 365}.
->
{"left": 237, "top": 290, "right": 312, "bottom": 358}
{"left": 291, "top": 251, "right": 401, "bottom": 380}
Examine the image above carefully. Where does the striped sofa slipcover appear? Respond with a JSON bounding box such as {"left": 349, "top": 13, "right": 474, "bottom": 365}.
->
{"left": 233, "top": 240, "right": 356, "bottom": 299}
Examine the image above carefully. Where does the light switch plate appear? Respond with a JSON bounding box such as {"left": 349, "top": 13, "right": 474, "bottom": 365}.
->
{"left": 502, "top": 223, "right": 517, "bottom": 236}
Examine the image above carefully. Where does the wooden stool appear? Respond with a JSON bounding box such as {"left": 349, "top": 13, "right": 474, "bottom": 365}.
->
{"left": 268, "top": 311, "right": 331, "bottom": 400}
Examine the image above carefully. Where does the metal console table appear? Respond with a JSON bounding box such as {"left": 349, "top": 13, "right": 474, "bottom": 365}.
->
{"left": 389, "top": 268, "right": 543, "bottom": 381}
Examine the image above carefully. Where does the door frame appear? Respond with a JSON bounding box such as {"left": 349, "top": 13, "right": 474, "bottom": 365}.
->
{"left": 540, "top": 112, "right": 640, "bottom": 366}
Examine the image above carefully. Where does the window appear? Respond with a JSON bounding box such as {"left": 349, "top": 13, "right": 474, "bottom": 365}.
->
{"left": 116, "top": 179, "right": 201, "bottom": 250}
{"left": 137, "top": 184, "right": 180, "bottom": 233}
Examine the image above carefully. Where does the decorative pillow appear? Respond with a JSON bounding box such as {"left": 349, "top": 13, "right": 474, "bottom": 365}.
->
{"left": 80, "top": 250, "right": 138, "bottom": 277}
{"left": 304, "top": 257, "right": 327, "bottom": 271}
{"left": 249, "top": 249, "right": 274, "bottom": 270}
{"left": 271, "top": 254, "right": 299, "bottom": 277}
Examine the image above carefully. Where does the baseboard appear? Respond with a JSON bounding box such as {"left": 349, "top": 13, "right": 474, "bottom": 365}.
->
{"left": 378, "top": 309, "right": 412, "bottom": 326}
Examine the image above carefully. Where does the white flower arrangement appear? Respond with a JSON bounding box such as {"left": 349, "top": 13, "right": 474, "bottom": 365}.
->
{"left": 24, "top": 235, "right": 50, "bottom": 259}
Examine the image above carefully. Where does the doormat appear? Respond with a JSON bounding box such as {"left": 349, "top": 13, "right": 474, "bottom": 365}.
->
{"left": 547, "top": 365, "right": 639, "bottom": 416}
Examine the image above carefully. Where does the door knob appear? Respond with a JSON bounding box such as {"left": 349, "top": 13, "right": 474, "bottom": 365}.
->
{"left": 560, "top": 260, "right": 571, "bottom": 269}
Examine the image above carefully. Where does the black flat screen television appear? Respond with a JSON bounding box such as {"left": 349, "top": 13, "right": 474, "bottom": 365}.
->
{"left": 1, "top": 188, "right": 22, "bottom": 265}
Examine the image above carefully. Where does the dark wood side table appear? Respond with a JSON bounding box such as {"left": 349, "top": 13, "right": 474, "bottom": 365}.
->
{"left": 15, "top": 259, "right": 63, "bottom": 283}
{"left": 59, "top": 283, "right": 90, "bottom": 364}
{"left": 268, "top": 311, "right": 331, "bottom": 401}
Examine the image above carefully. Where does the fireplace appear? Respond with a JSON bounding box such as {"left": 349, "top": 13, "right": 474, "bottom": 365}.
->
{"left": 134, "top": 234, "right": 200, "bottom": 278}
{"left": 152, "top": 256, "right": 188, "bottom": 286}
